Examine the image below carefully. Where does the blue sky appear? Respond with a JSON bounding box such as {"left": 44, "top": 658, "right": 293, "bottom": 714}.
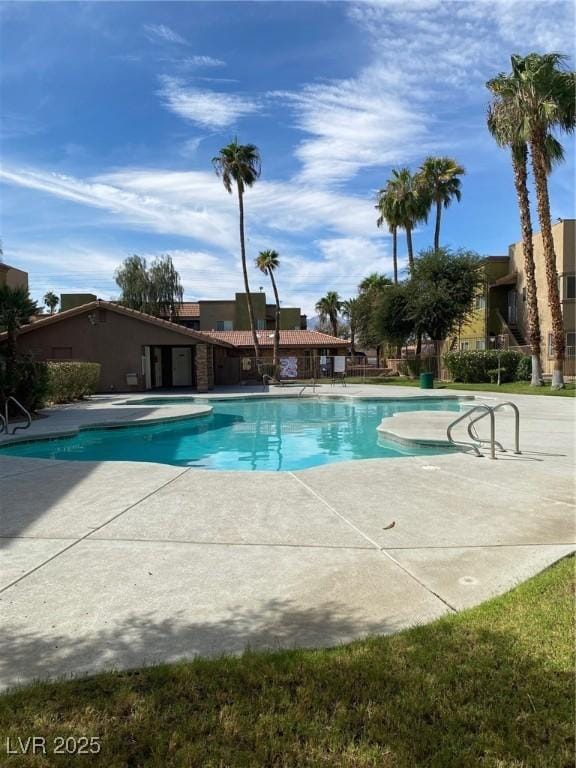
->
{"left": 1, "top": 0, "right": 574, "bottom": 316}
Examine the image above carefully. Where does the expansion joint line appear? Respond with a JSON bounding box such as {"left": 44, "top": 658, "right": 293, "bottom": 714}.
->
{"left": 288, "top": 472, "right": 457, "bottom": 613}
{"left": 0, "top": 467, "right": 192, "bottom": 595}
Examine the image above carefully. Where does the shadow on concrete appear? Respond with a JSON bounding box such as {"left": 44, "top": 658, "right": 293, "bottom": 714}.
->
{"left": 1, "top": 602, "right": 572, "bottom": 766}
{"left": 0, "top": 405, "right": 187, "bottom": 544}
{"left": 0, "top": 598, "right": 391, "bottom": 689}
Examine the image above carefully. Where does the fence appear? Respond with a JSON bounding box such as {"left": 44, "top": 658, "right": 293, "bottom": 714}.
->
{"left": 234, "top": 347, "right": 574, "bottom": 385}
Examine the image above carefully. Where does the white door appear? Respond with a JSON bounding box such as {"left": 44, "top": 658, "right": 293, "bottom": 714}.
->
{"left": 172, "top": 348, "right": 192, "bottom": 386}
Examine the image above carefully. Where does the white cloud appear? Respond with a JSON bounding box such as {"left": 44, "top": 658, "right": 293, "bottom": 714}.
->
{"left": 179, "top": 55, "right": 225, "bottom": 68}
{"left": 158, "top": 76, "right": 259, "bottom": 129}
{"left": 143, "top": 23, "right": 188, "bottom": 45}
{"left": 275, "top": 78, "right": 431, "bottom": 185}
{"left": 275, "top": 0, "right": 574, "bottom": 186}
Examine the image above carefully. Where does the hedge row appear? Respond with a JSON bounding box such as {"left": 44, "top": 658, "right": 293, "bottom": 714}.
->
{"left": 443, "top": 350, "right": 530, "bottom": 383}
{"left": 47, "top": 362, "right": 101, "bottom": 403}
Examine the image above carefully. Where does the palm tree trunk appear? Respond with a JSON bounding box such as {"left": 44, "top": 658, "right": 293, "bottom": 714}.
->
{"left": 331, "top": 317, "right": 338, "bottom": 338}
{"left": 512, "top": 146, "right": 543, "bottom": 386}
{"left": 392, "top": 228, "right": 398, "bottom": 284}
{"left": 237, "top": 183, "right": 260, "bottom": 359}
{"left": 434, "top": 200, "right": 442, "bottom": 251}
{"left": 268, "top": 268, "right": 281, "bottom": 379}
{"left": 406, "top": 225, "right": 414, "bottom": 273}
{"left": 530, "top": 131, "right": 565, "bottom": 389}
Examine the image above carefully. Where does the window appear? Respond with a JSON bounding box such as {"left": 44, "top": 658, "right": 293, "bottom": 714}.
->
{"left": 256, "top": 319, "right": 266, "bottom": 330}
{"left": 459, "top": 341, "right": 470, "bottom": 351}
{"left": 475, "top": 339, "right": 486, "bottom": 350}
{"left": 522, "top": 287, "right": 527, "bottom": 302}
{"left": 474, "top": 295, "right": 486, "bottom": 310}
{"left": 547, "top": 333, "right": 554, "bottom": 358}
{"left": 565, "top": 275, "right": 576, "bottom": 300}
{"left": 216, "top": 320, "right": 233, "bottom": 331}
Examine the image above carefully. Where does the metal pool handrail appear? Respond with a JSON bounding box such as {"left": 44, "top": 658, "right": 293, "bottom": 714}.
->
{"left": 466, "top": 401, "right": 521, "bottom": 456}
{"left": 4, "top": 396, "right": 32, "bottom": 436}
{"left": 446, "top": 404, "right": 495, "bottom": 459}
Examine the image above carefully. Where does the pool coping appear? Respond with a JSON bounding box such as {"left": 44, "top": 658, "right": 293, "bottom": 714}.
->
{"left": 0, "top": 405, "right": 214, "bottom": 449}
{"left": 0, "top": 393, "right": 474, "bottom": 455}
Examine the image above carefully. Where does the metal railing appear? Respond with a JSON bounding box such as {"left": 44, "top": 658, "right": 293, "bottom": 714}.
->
{"left": 447, "top": 402, "right": 521, "bottom": 459}
{"left": 1, "top": 396, "right": 32, "bottom": 436}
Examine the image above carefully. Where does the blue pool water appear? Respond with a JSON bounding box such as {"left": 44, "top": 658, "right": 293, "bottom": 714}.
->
{"left": 0, "top": 397, "right": 462, "bottom": 471}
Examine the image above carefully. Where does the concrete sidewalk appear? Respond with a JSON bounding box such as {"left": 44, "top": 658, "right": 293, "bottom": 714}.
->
{"left": 0, "top": 386, "right": 574, "bottom": 690}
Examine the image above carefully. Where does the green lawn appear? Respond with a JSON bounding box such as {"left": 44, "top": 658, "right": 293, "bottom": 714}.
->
{"left": 345, "top": 376, "right": 576, "bottom": 396}
{"left": 1, "top": 557, "right": 573, "bottom": 767}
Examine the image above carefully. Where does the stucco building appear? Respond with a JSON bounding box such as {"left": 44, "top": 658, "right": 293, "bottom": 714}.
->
{"left": 454, "top": 219, "right": 575, "bottom": 372}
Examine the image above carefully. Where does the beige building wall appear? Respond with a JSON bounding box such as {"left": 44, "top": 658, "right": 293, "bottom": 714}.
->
{"left": 509, "top": 218, "right": 575, "bottom": 358}
{"left": 15, "top": 307, "right": 209, "bottom": 392}
{"left": 0, "top": 264, "right": 29, "bottom": 290}
{"left": 198, "top": 300, "right": 235, "bottom": 331}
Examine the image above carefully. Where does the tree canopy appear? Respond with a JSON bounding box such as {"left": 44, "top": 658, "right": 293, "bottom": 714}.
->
{"left": 114, "top": 254, "right": 183, "bottom": 318}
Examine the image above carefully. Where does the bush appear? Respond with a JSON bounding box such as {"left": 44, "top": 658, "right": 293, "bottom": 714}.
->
{"left": 47, "top": 362, "right": 101, "bottom": 403}
{"left": 0, "top": 353, "right": 50, "bottom": 412}
{"left": 516, "top": 355, "right": 532, "bottom": 382}
{"left": 443, "top": 350, "right": 524, "bottom": 383}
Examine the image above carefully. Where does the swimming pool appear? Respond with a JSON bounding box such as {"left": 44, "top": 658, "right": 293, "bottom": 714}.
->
{"left": 0, "top": 397, "right": 463, "bottom": 471}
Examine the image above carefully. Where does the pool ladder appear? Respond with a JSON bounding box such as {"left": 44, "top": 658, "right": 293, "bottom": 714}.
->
{"left": 0, "top": 396, "right": 32, "bottom": 436}
{"left": 447, "top": 402, "right": 521, "bottom": 459}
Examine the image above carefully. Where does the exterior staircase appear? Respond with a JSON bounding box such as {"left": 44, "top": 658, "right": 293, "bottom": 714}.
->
{"left": 506, "top": 322, "right": 527, "bottom": 348}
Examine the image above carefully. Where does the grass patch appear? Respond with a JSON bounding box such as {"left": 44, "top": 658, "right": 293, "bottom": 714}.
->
{"left": 345, "top": 377, "right": 576, "bottom": 396}
{"left": 1, "top": 557, "right": 574, "bottom": 767}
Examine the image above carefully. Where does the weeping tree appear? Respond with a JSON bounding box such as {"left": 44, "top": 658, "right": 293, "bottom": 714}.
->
{"left": 115, "top": 254, "right": 183, "bottom": 318}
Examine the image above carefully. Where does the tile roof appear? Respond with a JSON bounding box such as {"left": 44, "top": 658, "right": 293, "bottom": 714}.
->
{"left": 170, "top": 302, "right": 200, "bottom": 318}
{"left": 197, "top": 330, "right": 349, "bottom": 348}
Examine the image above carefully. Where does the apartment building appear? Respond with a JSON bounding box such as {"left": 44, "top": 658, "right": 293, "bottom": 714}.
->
{"left": 455, "top": 219, "right": 575, "bottom": 369}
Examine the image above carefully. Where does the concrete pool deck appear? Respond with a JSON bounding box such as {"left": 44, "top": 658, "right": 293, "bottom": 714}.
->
{"left": 0, "top": 384, "right": 574, "bottom": 690}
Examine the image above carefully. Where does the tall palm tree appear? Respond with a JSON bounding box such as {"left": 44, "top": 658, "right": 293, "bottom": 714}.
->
{"left": 385, "top": 168, "right": 429, "bottom": 273}
{"left": 417, "top": 156, "right": 465, "bottom": 250}
{"left": 375, "top": 188, "right": 402, "bottom": 283}
{"left": 315, "top": 291, "right": 341, "bottom": 338}
{"left": 486, "top": 94, "right": 564, "bottom": 387}
{"left": 213, "top": 139, "right": 262, "bottom": 358}
{"left": 255, "top": 249, "right": 281, "bottom": 377}
{"left": 488, "top": 53, "right": 575, "bottom": 388}
{"left": 341, "top": 298, "right": 360, "bottom": 354}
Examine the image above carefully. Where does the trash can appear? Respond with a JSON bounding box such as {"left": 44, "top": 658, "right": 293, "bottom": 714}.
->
{"left": 419, "top": 372, "right": 434, "bottom": 389}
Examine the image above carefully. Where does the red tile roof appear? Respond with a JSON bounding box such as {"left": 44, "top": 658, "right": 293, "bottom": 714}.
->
{"left": 198, "top": 330, "right": 349, "bottom": 348}
{"left": 172, "top": 302, "right": 200, "bottom": 318}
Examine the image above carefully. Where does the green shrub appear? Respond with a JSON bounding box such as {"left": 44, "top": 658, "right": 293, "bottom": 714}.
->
{"left": 443, "top": 350, "right": 523, "bottom": 383}
{"left": 47, "top": 362, "right": 101, "bottom": 403}
{"left": 516, "top": 355, "right": 532, "bottom": 382}
{"left": 0, "top": 353, "right": 50, "bottom": 412}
